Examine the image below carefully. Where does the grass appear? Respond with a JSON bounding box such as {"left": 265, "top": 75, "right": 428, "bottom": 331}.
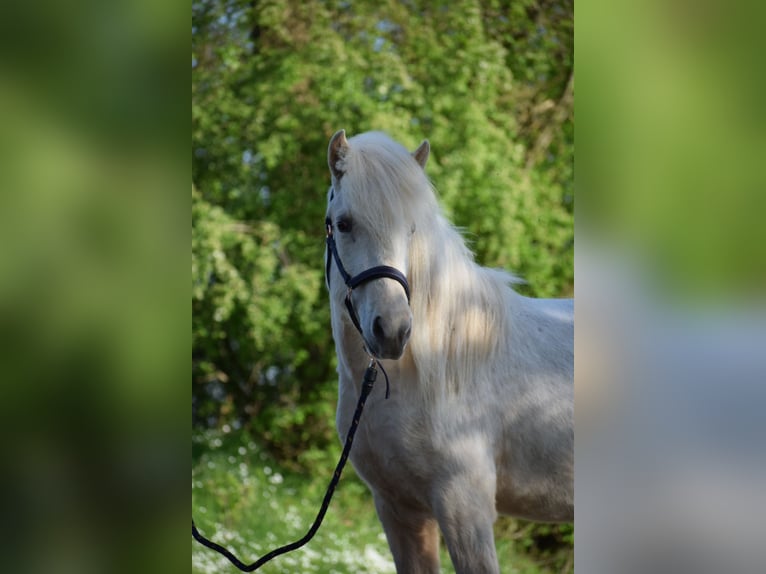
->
{"left": 192, "top": 429, "right": 572, "bottom": 574}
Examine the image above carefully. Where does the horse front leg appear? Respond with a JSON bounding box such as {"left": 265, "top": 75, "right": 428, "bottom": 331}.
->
{"left": 373, "top": 494, "right": 441, "bottom": 574}
{"left": 432, "top": 469, "right": 500, "bottom": 574}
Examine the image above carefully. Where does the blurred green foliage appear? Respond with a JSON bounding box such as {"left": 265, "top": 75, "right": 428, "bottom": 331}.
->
{"left": 577, "top": 0, "right": 766, "bottom": 299}
{"left": 192, "top": 0, "right": 573, "bottom": 452}
{"left": 0, "top": 1, "right": 188, "bottom": 573}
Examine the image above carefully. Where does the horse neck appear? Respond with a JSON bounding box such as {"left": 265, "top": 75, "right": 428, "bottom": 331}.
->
{"left": 407, "top": 215, "right": 513, "bottom": 391}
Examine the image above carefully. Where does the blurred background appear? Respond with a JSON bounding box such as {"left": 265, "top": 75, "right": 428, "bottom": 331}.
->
{"left": 192, "top": 1, "right": 573, "bottom": 572}
{"left": 576, "top": 1, "right": 766, "bottom": 573}
{"left": 0, "top": 0, "right": 187, "bottom": 573}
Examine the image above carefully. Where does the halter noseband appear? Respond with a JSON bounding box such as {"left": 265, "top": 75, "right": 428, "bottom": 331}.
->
{"left": 325, "top": 216, "right": 411, "bottom": 339}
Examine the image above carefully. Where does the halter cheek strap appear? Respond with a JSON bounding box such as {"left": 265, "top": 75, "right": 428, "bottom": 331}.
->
{"left": 325, "top": 217, "right": 411, "bottom": 337}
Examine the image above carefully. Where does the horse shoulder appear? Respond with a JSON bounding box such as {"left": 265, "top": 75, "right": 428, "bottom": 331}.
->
{"left": 507, "top": 293, "right": 574, "bottom": 378}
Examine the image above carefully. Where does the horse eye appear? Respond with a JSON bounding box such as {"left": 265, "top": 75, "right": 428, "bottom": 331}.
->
{"left": 336, "top": 218, "right": 352, "bottom": 233}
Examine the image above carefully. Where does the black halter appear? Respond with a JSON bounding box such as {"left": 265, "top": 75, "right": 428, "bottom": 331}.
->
{"left": 325, "top": 217, "right": 410, "bottom": 339}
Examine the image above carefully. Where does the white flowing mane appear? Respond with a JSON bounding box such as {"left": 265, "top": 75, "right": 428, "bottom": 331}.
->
{"left": 341, "top": 132, "right": 521, "bottom": 394}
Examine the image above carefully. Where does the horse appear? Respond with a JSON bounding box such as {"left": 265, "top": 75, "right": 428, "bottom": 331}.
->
{"left": 324, "top": 130, "right": 573, "bottom": 574}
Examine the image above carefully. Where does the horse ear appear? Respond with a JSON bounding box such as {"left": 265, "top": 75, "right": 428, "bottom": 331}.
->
{"left": 328, "top": 129, "right": 349, "bottom": 181}
{"left": 412, "top": 139, "right": 430, "bottom": 169}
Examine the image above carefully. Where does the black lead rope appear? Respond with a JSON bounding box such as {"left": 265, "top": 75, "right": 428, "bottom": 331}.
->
{"left": 192, "top": 361, "right": 379, "bottom": 572}
{"left": 193, "top": 210, "right": 408, "bottom": 569}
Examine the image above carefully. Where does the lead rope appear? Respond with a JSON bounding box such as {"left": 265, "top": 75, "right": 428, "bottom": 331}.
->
{"left": 192, "top": 359, "right": 380, "bottom": 572}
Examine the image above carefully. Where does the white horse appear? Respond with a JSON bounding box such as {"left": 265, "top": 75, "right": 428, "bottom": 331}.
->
{"left": 325, "top": 130, "right": 573, "bottom": 574}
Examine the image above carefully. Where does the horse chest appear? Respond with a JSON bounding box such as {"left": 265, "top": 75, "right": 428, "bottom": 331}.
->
{"left": 337, "top": 388, "right": 434, "bottom": 503}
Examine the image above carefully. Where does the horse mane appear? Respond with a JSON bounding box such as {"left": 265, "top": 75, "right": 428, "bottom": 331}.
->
{"left": 342, "top": 132, "right": 520, "bottom": 394}
{"left": 409, "top": 220, "right": 520, "bottom": 395}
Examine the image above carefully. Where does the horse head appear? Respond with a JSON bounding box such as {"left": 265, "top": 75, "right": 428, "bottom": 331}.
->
{"left": 325, "top": 129, "right": 429, "bottom": 360}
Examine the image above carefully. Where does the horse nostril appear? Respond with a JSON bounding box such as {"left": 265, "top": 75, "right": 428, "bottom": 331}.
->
{"left": 400, "top": 323, "right": 412, "bottom": 344}
{"left": 373, "top": 316, "right": 385, "bottom": 340}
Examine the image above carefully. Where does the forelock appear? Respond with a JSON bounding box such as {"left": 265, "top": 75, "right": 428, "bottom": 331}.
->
{"left": 337, "top": 132, "right": 437, "bottom": 236}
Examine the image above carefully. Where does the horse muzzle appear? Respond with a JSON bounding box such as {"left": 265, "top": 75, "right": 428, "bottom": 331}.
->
{"left": 366, "top": 311, "right": 412, "bottom": 360}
